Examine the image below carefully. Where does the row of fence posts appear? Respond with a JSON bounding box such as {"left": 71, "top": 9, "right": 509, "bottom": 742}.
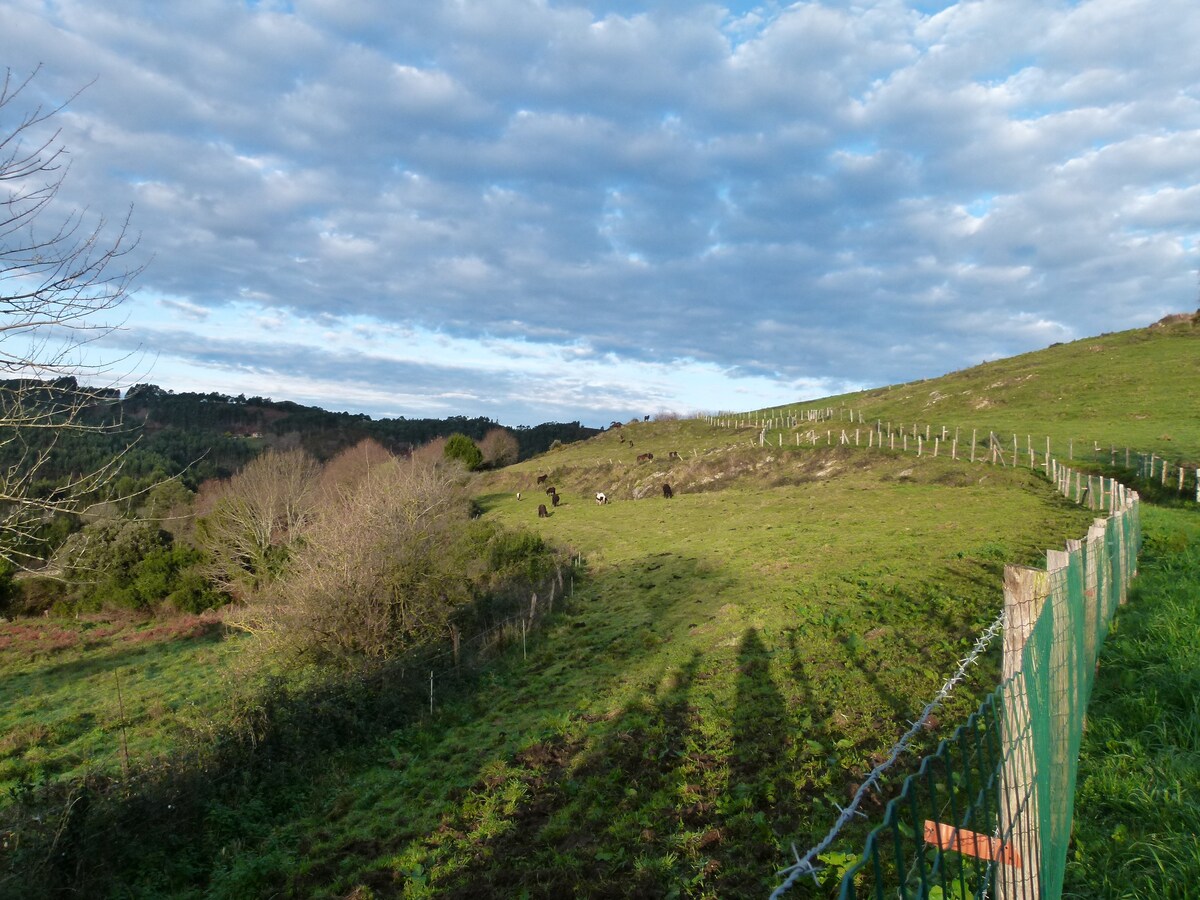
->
{"left": 769, "top": 445, "right": 1141, "bottom": 898}
{"left": 427, "top": 555, "right": 580, "bottom": 713}
{"left": 704, "top": 410, "right": 1198, "bottom": 503}
{"left": 992, "top": 468, "right": 1138, "bottom": 899}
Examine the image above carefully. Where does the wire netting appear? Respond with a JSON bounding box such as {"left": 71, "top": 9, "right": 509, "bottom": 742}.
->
{"left": 831, "top": 498, "right": 1140, "bottom": 899}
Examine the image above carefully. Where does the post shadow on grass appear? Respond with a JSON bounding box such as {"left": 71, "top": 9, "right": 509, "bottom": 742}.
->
{"left": 423, "top": 650, "right": 708, "bottom": 900}
{"left": 715, "top": 627, "right": 802, "bottom": 896}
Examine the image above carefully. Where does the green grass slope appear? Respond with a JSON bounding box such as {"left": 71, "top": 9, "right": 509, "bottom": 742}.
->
{"left": 4, "top": 319, "right": 1195, "bottom": 898}
{"left": 757, "top": 315, "right": 1200, "bottom": 462}
{"left": 187, "top": 446, "right": 1095, "bottom": 898}
{"left": 1064, "top": 504, "right": 1200, "bottom": 899}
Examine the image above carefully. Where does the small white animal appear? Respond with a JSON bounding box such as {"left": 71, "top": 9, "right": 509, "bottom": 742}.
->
{"left": 517, "top": 491, "right": 522, "bottom": 501}
{"left": 595, "top": 492, "right": 608, "bottom": 505}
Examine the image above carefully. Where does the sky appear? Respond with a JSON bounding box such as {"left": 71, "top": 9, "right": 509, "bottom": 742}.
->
{"left": 3, "top": 0, "right": 1199, "bottom": 428}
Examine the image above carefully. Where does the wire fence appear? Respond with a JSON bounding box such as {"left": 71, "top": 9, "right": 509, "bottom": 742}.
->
{"left": 770, "top": 454, "right": 1141, "bottom": 899}
{"left": 0, "top": 556, "right": 584, "bottom": 898}
{"left": 704, "top": 406, "right": 1197, "bottom": 505}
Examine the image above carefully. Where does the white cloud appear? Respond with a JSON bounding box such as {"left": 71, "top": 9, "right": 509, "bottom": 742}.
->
{"left": 3, "top": 0, "right": 1197, "bottom": 426}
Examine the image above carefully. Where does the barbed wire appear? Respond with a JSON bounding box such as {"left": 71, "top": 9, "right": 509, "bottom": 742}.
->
{"left": 769, "top": 610, "right": 1007, "bottom": 898}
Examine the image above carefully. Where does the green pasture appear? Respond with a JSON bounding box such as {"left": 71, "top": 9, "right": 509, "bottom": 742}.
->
{"left": 752, "top": 320, "right": 1200, "bottom": 462}
{"left": 0, "top": 619, "right": 244, "bottom": 801}
{"left": 4, "top": 318, "right": 1196, "bottom": 897}
{"left": 1063, "top": 503, "right": 1200, "bottom": 899}
{"left": 192, "top": 450, "right": 1096, "bottom": 898}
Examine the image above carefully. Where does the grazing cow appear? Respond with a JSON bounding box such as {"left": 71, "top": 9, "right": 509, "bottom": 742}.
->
{"left": 636, "top": 452, "right": 654, "bottom": 462}
{"left": 610, "top": 421, "right": 622, "bottom": 429}
{"left": 538, "top": 504, "right": 549, "bottom": 518}
{"left": 668, "top": 451, "right": 680, "bottom": 460}
{"left": 552, "top": 492, "right": 561, "bottom": 507}
{"left": 536, "top": 474, "right": 548, "bottom": 485}
{"left": 662, "top": 483, "right": 674, "bottom": 499}
{"left": 644, "top": 415, "right": 650, "bottom": 421}
{"left": 545, "top": 486, "right": 556, "bottom": 495}
{"left": 595, "top": 492, "right": 608, "bottom": 505}
{"left": 516, "top": 491, "right": 522, "bottom": 501}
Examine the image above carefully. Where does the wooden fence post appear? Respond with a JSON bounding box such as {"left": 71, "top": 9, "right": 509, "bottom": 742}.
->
{"left": 999, "top": 565, "right": 1047, "bottom": 900}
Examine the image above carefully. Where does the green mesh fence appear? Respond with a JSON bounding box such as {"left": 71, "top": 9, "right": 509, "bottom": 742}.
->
{"left": 831, "top": 498, "right": 1140, "bottom": 899}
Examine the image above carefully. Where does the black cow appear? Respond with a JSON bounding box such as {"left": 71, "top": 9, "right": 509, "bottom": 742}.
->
{"left": 662, "top": 483, "right": 674, "bottom": 499}
{"left": 637, "top": 452, "right": 654, "bottom": 462}
{"left": 551, "top": 492, "right": 561, "bottom": 507}
{"left": 538, "top": 504, "right": 549, "bottom": 518}
{"left": 536, "top": 474, "right": 548, "bottom": 485}
{"left": 545, "top": 486, "right": 556, "bottom": 495}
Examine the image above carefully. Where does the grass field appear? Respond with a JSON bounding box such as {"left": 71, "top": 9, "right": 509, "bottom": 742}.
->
{"left": 752, "top": 318, "right": 1200, "bottom": 463}
{"left": 1, "top": 320, "right": 1197, "bottom": 898}
{"left": 1062, "top": 503, "right": 1200, "bottom": 899}
{"left": 0, "top": 615, "right": 243, "bottom": 799}
{"left": 170, "top": 448, "right": 1095, "bottom": 898}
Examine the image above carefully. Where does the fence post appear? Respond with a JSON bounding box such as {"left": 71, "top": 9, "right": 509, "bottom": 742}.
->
{"left": 999, "top": 565, "right": 1046, "bottom": 900}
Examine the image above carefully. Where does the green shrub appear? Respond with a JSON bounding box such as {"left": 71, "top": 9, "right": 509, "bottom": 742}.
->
{"left": 444, "top": 432, "right": 483, "bottom": 471}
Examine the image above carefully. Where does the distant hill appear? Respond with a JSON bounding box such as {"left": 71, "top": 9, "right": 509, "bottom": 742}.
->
{"left": 758, "top": 312, "right": 1200, "bottom": 462}
{"left": 1, "top": 378, "right": 601, "bottom": 490}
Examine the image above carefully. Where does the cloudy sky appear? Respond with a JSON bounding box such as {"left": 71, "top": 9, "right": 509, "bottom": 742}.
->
{"left": 4, "top": 0, "right": 1199, "bottom": 427}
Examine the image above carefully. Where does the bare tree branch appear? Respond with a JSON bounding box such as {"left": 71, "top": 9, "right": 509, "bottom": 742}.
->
{"left": 0, "top": 66, "right": 147, "bottom": 566}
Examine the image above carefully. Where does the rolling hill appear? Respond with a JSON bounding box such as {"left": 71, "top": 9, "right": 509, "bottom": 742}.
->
{"left": 1, "top": 317, "right": 1197, "bottom": 898}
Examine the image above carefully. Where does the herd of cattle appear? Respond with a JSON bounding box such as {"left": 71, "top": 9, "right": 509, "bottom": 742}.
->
{"left": 529, "top": 449, "right": 676, "bottom": 518}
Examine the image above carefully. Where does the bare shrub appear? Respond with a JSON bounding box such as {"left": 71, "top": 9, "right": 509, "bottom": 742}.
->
{"left": 195, "top": 449, "right": 320, "bottom": 599}
{"left": 409, "top": 436, "right": 448, "bottom": 466}
{"left": 479, "top": 427, "right": 519, "bottom": 468}
{"left": 316, "top": 438, "right": 395, "bottom": 500}
{"left": 227, "top": 456, "right": 476, "bottom": 663}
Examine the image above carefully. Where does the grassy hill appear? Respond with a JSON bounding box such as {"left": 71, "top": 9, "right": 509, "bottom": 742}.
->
{"left": 1, "top": 319, "right": 1197, "bottom": 898}
{"left": 754, "top": 314, "right": 1200, "bottom": 463}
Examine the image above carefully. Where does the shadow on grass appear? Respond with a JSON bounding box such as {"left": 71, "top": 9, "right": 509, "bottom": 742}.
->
{"left": 7, "top": 626, "right": 226, "bottom": 686}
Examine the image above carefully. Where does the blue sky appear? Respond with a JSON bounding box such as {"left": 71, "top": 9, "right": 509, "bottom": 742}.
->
{"left": 4, "top": 0, "right": 1198, "bottom": 427}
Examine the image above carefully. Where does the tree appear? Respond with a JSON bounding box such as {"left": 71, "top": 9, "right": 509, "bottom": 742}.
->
{"left": 227, "top": 455, "right": 476, "bottom": 662}
{"left": 443, "top": 432, "right": 483, "bottom": 471}
{"left": 479, "top": 427, "right": 519, "bottom": 468}
{"left": 1, "top": 66, "right": 145, "bottom": 566}
{"left": 195, "top": 449, "right": 320, "bottom": 599}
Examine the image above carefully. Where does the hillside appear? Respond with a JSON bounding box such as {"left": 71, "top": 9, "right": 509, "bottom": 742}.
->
{"left": 2, "top": 321, "right": 1196, "bottom": 898}
{"left": 755, "top": 314, "right": 1200, "bottom": 462}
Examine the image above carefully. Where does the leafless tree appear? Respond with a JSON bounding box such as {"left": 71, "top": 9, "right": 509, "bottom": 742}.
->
{"left": 479, "top": 427, "right": 519, "bottom": 468}
{"left": 0, "top": 66, "right": 146, "bottom": 565}
{"left": 195, "top": 449, "right": 321, "bottom": 599}
{"left": 227, "top": 455, "right": 475, "bottom": 663}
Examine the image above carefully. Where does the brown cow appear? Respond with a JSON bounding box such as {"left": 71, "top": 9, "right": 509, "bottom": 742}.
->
{"left": 662, "top": 483, "right": 674, "bottom": 499}
{"left": 668, "top": 451, "right": 680, "bottom": 460}
{"left": 538, "top": 504, "right": 549, "bottom": 518}
{"left": 636, "top": 452, "right": 654, "bottom": 462}
{"left": 545, "top": 486, "right": 556, "bottom": 495}
{"left": 551, "top": 492, "right": 561, "bottom": 507}
{"left": 536, "top": 474, "right": 548, "bottom": 484}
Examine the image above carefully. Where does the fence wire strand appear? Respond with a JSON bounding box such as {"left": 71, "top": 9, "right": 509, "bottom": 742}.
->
{"left": 771, "top": 612, "right": 1006, "bottom": 897}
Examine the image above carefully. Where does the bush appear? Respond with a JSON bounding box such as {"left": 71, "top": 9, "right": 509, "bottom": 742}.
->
{"left": 228, "top": 457, "right": 560, "bottom": 665}
{"left": 443, "top": 433, "right": 483, "bottom": 471}
{"left": 52, "top": 519, "right": 224, "bottom": 614}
